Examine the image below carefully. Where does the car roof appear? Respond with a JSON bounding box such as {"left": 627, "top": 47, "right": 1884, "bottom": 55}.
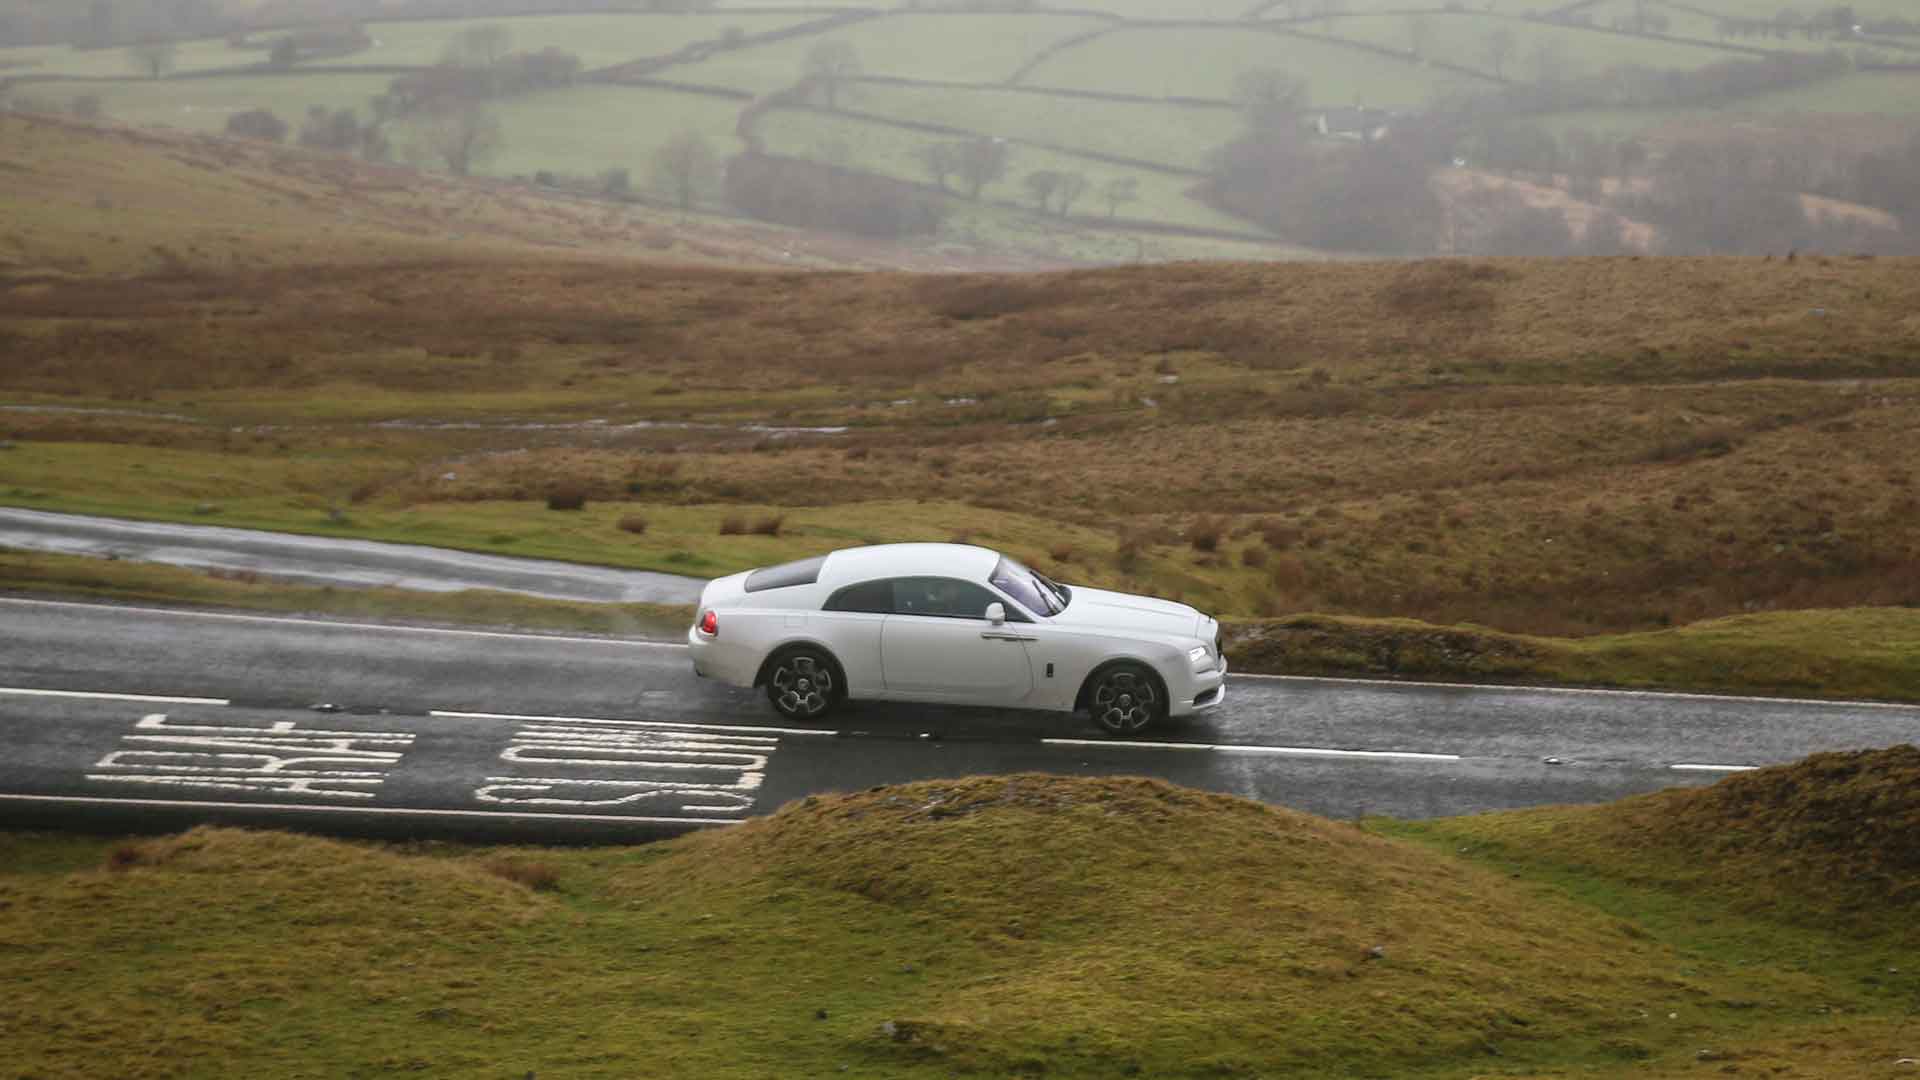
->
{"left": 819, "top": 543, "right": 1001, "bottom": 587}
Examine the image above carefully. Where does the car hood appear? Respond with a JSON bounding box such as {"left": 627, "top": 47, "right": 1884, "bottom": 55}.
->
{"left": 1050, "top": 586, "right": 1207, "bottom": 639}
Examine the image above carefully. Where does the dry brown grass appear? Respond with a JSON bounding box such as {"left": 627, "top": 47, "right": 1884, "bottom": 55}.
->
{"left": 7, "top": 121, "right": 1920, "bottom": 636}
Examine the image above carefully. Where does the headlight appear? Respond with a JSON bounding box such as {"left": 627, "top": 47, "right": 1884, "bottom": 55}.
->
{"left": 1189, "top": 645, "right": 1211, "bottom": 667}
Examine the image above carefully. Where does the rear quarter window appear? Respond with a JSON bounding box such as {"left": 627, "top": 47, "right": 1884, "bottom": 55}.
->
{"left": 744, "top": 556, "right": 827, "bottom": 593}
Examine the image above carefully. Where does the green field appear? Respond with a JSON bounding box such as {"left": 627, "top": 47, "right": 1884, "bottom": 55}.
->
{"left": 1324, "top": 11, "right": 1750, "bottom": 81}
{"left": 662, "top": 13, "right": 1108, "bottom": 95}
{"left": 1015, "top": 25, "right": 1486, "bottom": 106}
{"left": 0, "top": 35, "right": 266, "bottom": 78}
{"left": 336, "top": 12, "right": 812, "bottom": 71}
{"left": 755, "top": 107, "right": 1260, "bottom": 235}
{"left": 484, "top": 84, "right": 747, "bottom": 184}
{"left": 842, "top": 82, "right": 1242, "bottom": 172}
{"left": 1540, "top": 69, "right": 1920, "bottom": 136}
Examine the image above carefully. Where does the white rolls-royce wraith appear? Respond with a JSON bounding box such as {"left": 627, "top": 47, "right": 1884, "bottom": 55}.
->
{"left": 687, "top": 543, "right": 1226, "bottom": 734}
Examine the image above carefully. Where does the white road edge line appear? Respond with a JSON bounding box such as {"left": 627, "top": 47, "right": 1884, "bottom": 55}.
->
{"left": 0, "top": 686, "right": 230, "bottom": 706}
{"left": 1042, "top": 738, "right": 1461, "bottom": 762}
{"left": 0, "top": 597, "right": 687, "bottom": 648}
{"left": 1670, "top": 763, "right": 1760, "bottom": 773}
{"left": 431, "top": 709, "right": 838, "bottom": 739}
{"left": 1230, "top": 670, "right": 1920, "bottom": 711}
{"left": 0, "top": 792, "right": 741, "bottom": 826}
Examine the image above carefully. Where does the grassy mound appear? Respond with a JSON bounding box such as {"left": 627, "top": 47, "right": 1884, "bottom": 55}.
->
{"left": 1, "top": 773, "right": 1906, "bottom": 1077}
{"left": 1408, "top": 747, "right": 1920, "bottom": 935}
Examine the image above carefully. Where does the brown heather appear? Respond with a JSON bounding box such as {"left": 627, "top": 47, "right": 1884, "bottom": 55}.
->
{"left": 5, "top": 114, "right": 1920, "bottom": 637}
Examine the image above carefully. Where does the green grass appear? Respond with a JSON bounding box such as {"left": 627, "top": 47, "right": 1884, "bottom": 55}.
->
{"left": 842, "top": 80, "right": 1244, "bottom": 172}
{"left": 2, "top": 768, "right": 1914, "bottom": 1078}
{"left": 0, "top": 548, "right": 693, "bottom": 637}
{"left": 0, "top": 35, "right": 265, "bottom": 79}
{"left": 335, "top": 12, "right": 812, "bottom": 71}
{"left": 662, "top": 13, "right": 1110, "bottom": 95}
{"left": 1538, "top": 69, "right": 1920, "bottom": 136}
{"left": 1016, "top": 24, "right": 1486, "bottom": 105}
{"left": 1324, "top": 11, "right": 1752, "bottom": 81}
{"left": 483, "top": 84, "right": 748, "bottom": 183}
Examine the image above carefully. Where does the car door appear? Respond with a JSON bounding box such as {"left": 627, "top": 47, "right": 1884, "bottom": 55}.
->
{"left": 880, "top": 576, "right": 1036, "bottom": 704}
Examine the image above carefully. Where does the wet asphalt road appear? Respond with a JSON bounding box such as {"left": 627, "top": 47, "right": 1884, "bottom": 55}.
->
{"left": 3, "top": 597, "right": 1915, "bottom": 843}
{"left": 0, "top": 508, "right": 706, "bottom": 604}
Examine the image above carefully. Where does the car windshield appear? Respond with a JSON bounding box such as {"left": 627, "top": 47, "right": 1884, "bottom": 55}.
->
{"left": 990, "top": 555, "right": 1069, "bottom": 617}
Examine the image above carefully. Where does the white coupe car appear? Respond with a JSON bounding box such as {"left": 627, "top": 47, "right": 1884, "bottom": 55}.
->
{"left": 687, "top": 543, "right": 1226, "bottom": 734}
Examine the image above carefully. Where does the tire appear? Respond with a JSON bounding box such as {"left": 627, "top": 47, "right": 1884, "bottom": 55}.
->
{"left": 1085, "top": 662, "right": 1165, "bottom": 735}
{"left": 764, "top": 646, "right": 842, "bottom": 722}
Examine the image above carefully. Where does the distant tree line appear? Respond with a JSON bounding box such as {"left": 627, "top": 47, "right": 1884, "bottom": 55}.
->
{"left": 725, "top": 152, "right": 946, "bottom": 238}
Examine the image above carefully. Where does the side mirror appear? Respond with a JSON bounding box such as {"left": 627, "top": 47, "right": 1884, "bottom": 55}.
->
{"left": 985, "top": 602, "right": 1006, "bottom": 626}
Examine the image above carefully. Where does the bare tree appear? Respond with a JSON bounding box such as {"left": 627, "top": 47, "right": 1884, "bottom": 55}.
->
{"left": 1055, "top": 171, "right": 1089, "bottom": 216}
{"left": 953, "top": 136, "right": 1009, "bottom": 200}
{"left": 1230, "top": 67, "right": 1308, "bottom": 133}
{"left": 921, "top": 142, "right": 958, "bottom": 192}
{"left": 1024, "top": 169, "right": 1061, "bottom": 212}
{"left": 1103, "top": 176, "right": 1139, "bottom": 218}
{"left": 127, "top": 39, "right": 177, "bottom": 79}
{"left": 1482, "top": 26, "right": 1515, "bottom": 78}
{"left": 409, "top": 100, "right": 501, "bottom": 177}
{"left": 804, "top": 39, "right": 861, "bottom": 109}
{"left": 653, "top": 130, "right": 718, "bottom": 210}
{"left": 443, "top": 23, "right": 514, "bottom": 69}
{"left": 1406, "top": 14, "right": 1432, "bottom": 59}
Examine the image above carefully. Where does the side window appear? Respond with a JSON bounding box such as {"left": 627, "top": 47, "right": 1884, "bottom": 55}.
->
{"left": 891, "top": 577, "right": 1000, "bottom": 620}
{"left": 824, "top": 579, "right": 892, "bottom": 614}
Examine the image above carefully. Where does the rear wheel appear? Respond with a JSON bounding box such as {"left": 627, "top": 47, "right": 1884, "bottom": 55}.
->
{"left": 1086, "top": 663, "right": 1165, "bottom": 735}
{"left": 765, "top": 647, "right": 841, "bottom": 722}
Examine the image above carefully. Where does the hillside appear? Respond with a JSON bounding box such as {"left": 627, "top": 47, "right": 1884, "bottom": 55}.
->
{"left": 3, "top": 762, "right": 1916, "bottom": 1077}
{"left": 0, "top": 112, "right": 1065, "bottom": 274}
{"left": 4, "top": 0, "right": 1917, "bottom": 262}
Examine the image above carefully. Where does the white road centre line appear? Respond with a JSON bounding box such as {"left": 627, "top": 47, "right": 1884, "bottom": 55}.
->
{"left": 431, "top": 709, "right": 837, "bottom": 739}
{"left": 0, "top": 792, "right": 742, "bottom": 826}
{"left": 0, "top": 597, "right": 687, "bottom": 648}
{"left": 0, "top": 686, "right": 231, "bottom": 706}
{"left": 1042, "top": 738, "right": 1461, "bottom": 762}
{"left": 1230, "top": 670, "right": 1920, "bottom": 711}
{"left": 1670, "top": 763, "right": 1760, "bottom": 773}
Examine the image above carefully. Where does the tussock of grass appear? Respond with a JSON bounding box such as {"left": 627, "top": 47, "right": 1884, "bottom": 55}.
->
{"left": 3, "top": 772, "right": 1913, "bottom": 1078}
{"left": 1407, "top": 747, "right": 1920, "bottom": 937}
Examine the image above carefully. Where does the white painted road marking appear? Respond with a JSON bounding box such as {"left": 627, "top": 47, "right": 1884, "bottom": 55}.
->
{"left": 433, "top": 709, "right": 835, "bottom": 739}
{"left": 476, "top": 719, "right": 774, "bottom": 815}
{"left": 0, "top": 686, "right": 231, "bottom": 706}
{"left": 1670, "top": 763, "right": 1760, "bottom": 773}
{"left": 1041, "top": 738, "right": 1462, "bottom": 762}
{"left": 87, "top": 713, "right": 416, "bottom": 800}
{"left": 0, "top": 792, "right": 742, "bottom": 826}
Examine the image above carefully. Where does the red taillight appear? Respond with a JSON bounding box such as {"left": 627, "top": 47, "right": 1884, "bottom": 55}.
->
{"left": 698, "top": 610, "right": 718, "bottom": 636}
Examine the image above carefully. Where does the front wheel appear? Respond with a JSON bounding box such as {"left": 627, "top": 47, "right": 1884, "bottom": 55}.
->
{"left": 1086, "top": 663, "right": 1165, "bottom": 735}
{"left": 765, "top": 647, "right": 841, "bottom": 722}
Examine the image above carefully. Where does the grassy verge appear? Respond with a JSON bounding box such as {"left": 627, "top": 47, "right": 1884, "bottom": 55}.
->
{"left": 9, "top": 547, "right": 1920, "bottom": 703}
{"left": 0, "top": 549, "right": 691, "bottom": 638}
{"left": 3, "top": 764, "right": 1916, "bottom": 1078}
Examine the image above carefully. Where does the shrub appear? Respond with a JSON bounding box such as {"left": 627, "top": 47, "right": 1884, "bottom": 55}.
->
{"left": 719, "top": 515, "right": 746, "bottom": 535}
{"left": 225, "top": 107, "right": 288, "bottom": 143}
{"left": 750, "top": 514, "right": 785, "bottom": 537}
{"left": 546, "top": 487, "right": 587, "bottom": 511}
{"left": 483, "top": 858, "right": 561, "bottom": 892}
{"left": 1049, "top": 544, "right": 1074, "bottom": 563}
{"left": 617, "top": 515, "right": 649, "bottom": 535}
{"left": 1241, "top": 544, "right": 1269, "bottom": 568}
{"left": 1187, "top": 515, "right": 1226, "bottom": 553}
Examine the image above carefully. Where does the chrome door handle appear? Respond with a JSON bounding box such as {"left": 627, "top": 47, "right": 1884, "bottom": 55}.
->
{"left": 980, "top": 631, "right": 1037, "bottom": 642}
